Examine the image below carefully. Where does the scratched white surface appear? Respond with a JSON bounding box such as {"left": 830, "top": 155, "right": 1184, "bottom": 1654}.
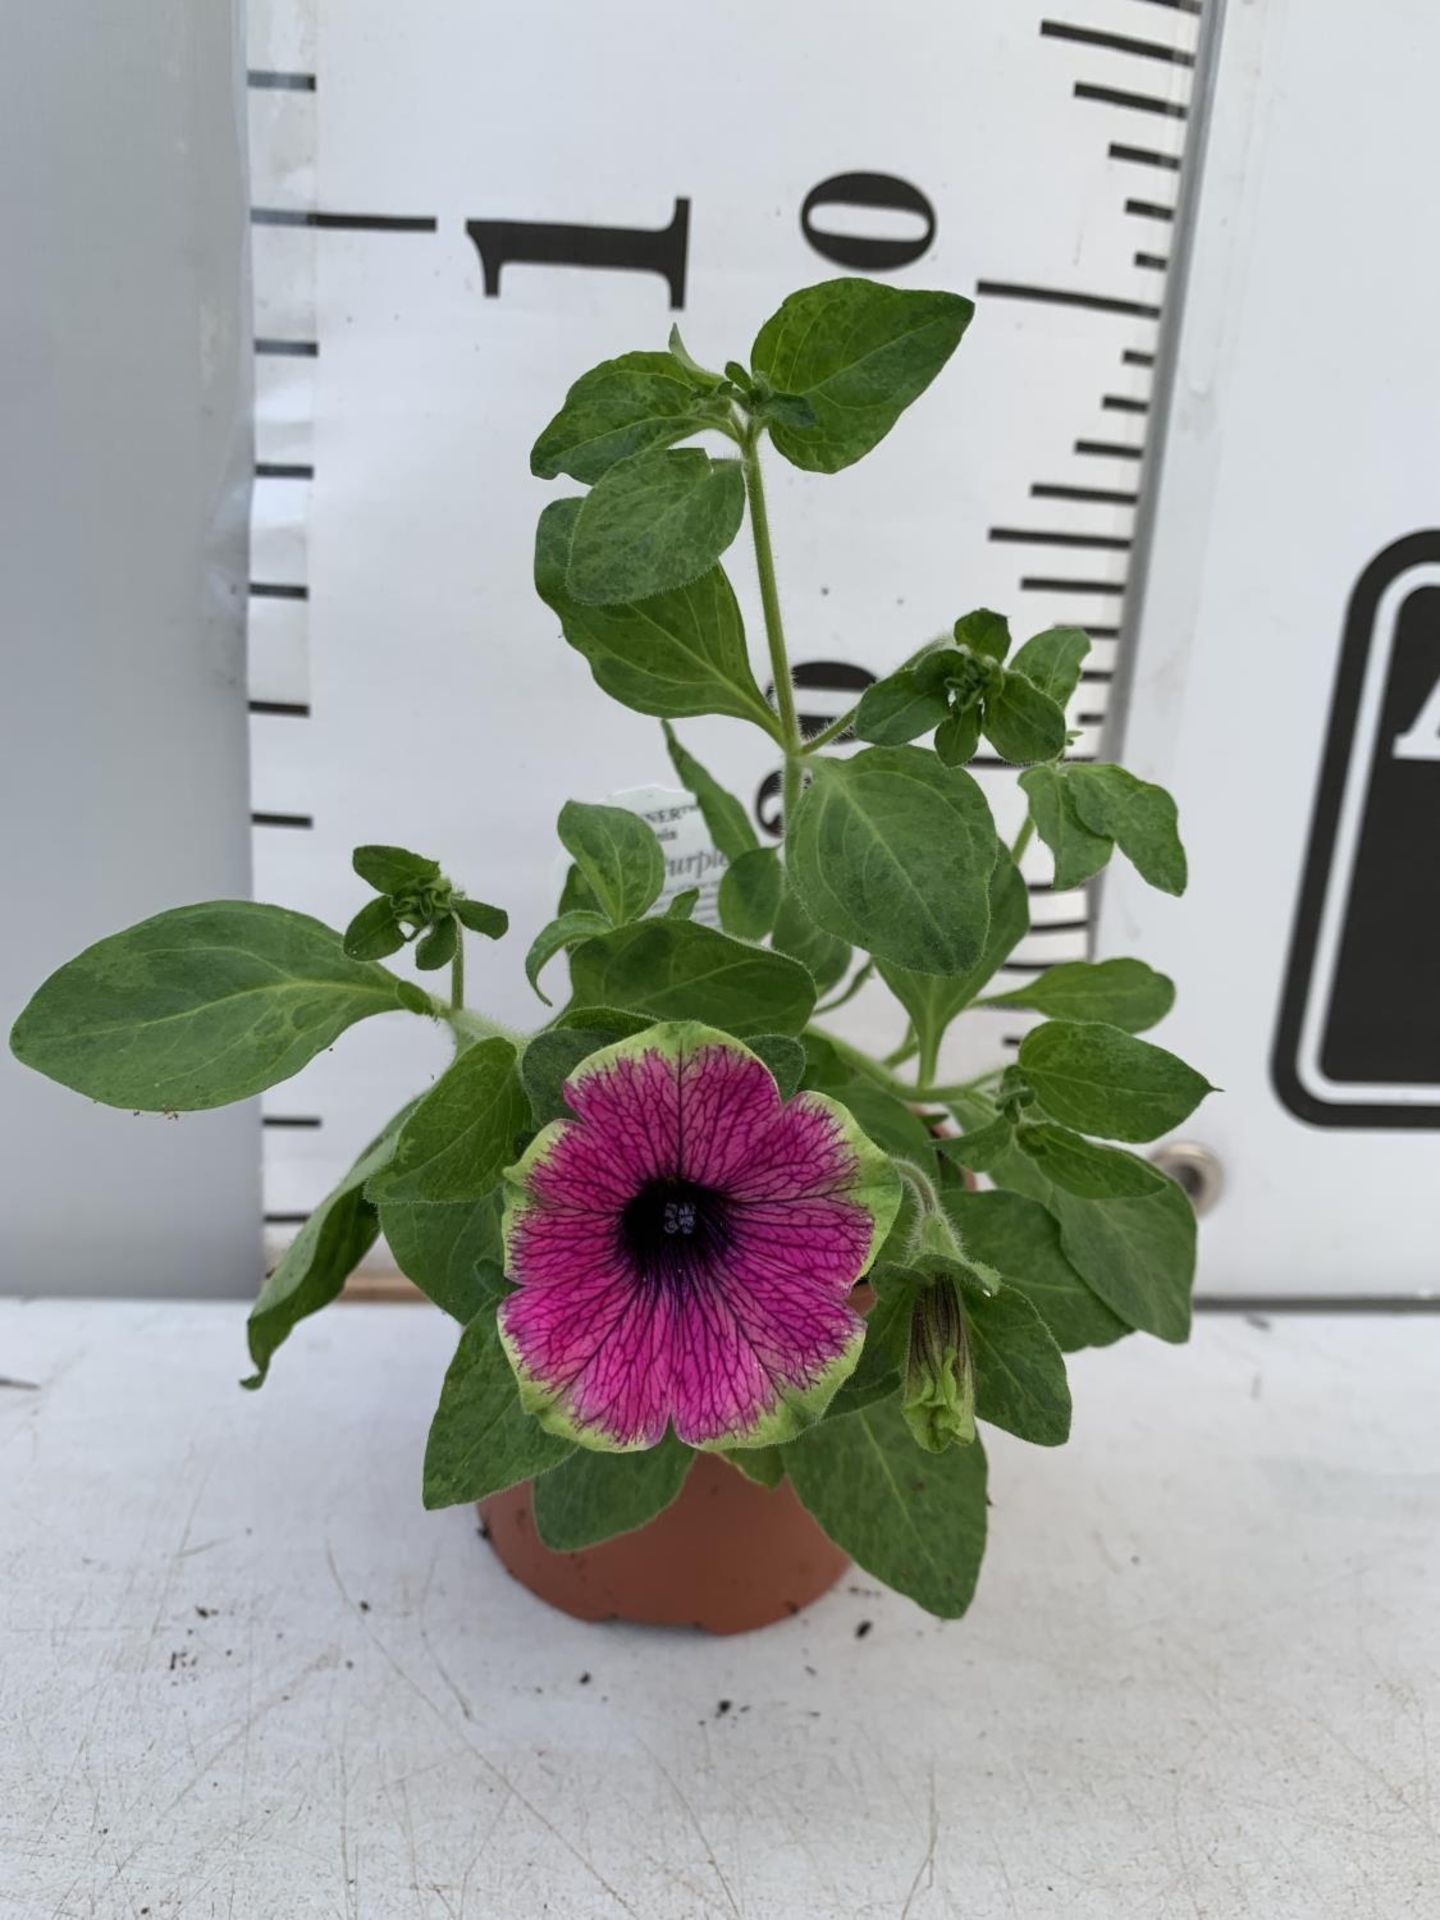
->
{"left": 1, "top": 1300, "right": 1435, "bottom": 1920}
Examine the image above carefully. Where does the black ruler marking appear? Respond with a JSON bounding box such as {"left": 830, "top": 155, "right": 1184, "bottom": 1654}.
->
{"left": 252, "top": 208, "right": 437, "bottom": 234}
{"left": 1109, "top": 143, "right": 1183, "bottom": 170}
{"left": 1075, "top": 439, "right": 1144, "bottom": 460}
{"left": 247, "top": 70, "right": 316, "bottom": 91}
{"left": 256, "top": 462, "right": 315, "bottom": 481}
{"left": 1134, "top": 250, "right": 1171, "bottom": 271}
{"left": 1019, "top": 577, "right": 1127, "bottom": 596}
{"left": 249, "top": 700, "right": 311, "bottom": 718}
{"left": 263, "top": 1115, "right": 323, "bottom": 1129}
{"left": 255, "top": 337, "right": 318, "bottom": 357}
{"left": 249, "top": 581, "right": 309, "bottom": 601}
{"left": 1032, "top": 482, "right": 1140, "bottom": 504}
{"left": 975, "top": 281, "right": 1162, "bottom": 320}
{"left": 1040, "top": 22, "right": 1195, "bottom": 66}
{"left": 1125, "top": 199, "right": 1176, "bottom": 221}
{"left": 1074, "top": 83, "right": 1188, "bottom": 119}
{"left": 989, "top": 528, "right": 1133, "bottom": 549}
{"left": 1103, "top": 395, "right": 1149, "bottom": 414}
{"left": 1122, "top": 349, "right": 1156, "bottom": 367}
{"left": 251, "top": 811, "right": 314, "bottom": 830}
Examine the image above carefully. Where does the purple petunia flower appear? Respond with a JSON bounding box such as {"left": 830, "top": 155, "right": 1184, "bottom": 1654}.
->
{"left": 498, "top": 1022, "right": 901, "bottom": 1453}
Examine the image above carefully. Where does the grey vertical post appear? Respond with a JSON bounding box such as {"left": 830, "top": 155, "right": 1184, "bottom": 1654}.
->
{"left": 0, "top": 2, "right": 260, "bottom": 1294}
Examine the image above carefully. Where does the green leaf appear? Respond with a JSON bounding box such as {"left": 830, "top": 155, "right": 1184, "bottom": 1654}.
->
{"left": 535, "top": 499, "right": 776, "bottom": 733}
{"left": 10, "top": 902, "right": 421, "bottom": 1112}
{"left": 1009, "top": 626, "right": 1090, "bottom": 704}
{"left": 1067, "top": 764, "right": 1188, "bottom": 896}
{"left": 787, "top": 747, "right": 998, "bottom": 976}
{"left": 558, "top": 860, "right": 601, "bottom": 918}
{"left": 569, "top": 919, "right": 815, "bottom": 1037}
{"left": 353, "top": 845, "right": 440, "bottom": 895}
{"left": 1018, "top": 1020, "right": 1213, "bottom": 1142}
{"left": 422, "top": 1302, "right": 574, "bottom": 1509}
{"left": 721, "top": 1445, "right": 786, "bottom": 1488}
{"left": 343, "top": 895, "right": 406, "bottom": 961}
{"left": 565, "top": 448, "right": 746, "bottom": 606}
{"left": 453, "top": 897, "right": 509, "bottom": 940}
{"left": 525, "top": 910, "right": 612, "bottom": 1004}
{"left": 379, "top": 1193, "right": 503, "bottom": 1325}
{"left": 877, "top": 849, "right": 1029, "bottom": 1069}
{"left": 719, "top": 846, "right": 783, "bottom": 940}
{"left": 982, "top": 669, "right": 1068, "bottom": 765}
{"left": 662, "top": 723, "right": 758, "bottom": 859}
{"left": 1018, "top": 764, "right": 1114, "bottom": 891}
{"left": 666, "top": 888, "right": 700, "bottom": 920}
{"left": 933, "top": 701, "right": 982, "bottom": 767}
{"left": 748, "top": 1032, "right": 806, "bottom": 1101}
{"left": 750, "top": 278, "right": 974, "bottom": 474}
{"left": 244, "top": 1109, "right": 409, "bottom": 1386}
{"left": 963, "top": 1283, "right": 1071, "bottom": 1446}
{"left": 853, "top": 666, "right": 950, "bottom": 746}
{"left": 944, "top": 1187, "right": 1126, "bottom": 1352}
{"left": 366, "top": 1038, "right": 530, "bottom": 1206}
{"left": 531, "top": 350, "right": 726, "bottom": 484}
{"left": 998, "top": 1126, "right": 1195, "bottom": 1342}
{"left": 984, "top": 958, "right": 1174, "bottom": 1033}
{"left": 936, "top": 1113, "right": 1015, "bottom": 1172}
{"left": 770, "top": 883, "right": 852, "bottom": 996}
{"left": 557, "top": 800, "right": 665, "bottom": 928}
{"left": 787, "top": 1397, "right": 988, "bottom": 1619}
{"left": 532, "top": 1434, "right": 693, "bottom": 1548}
{"left": 414, "top": 915, "right": 458, "bottom": 971}
{"left": 520, "top": 1025, "right": 617, "bottom": 1126}
{"left": 952, "top": 608, "right": 1011, "bottom": 664}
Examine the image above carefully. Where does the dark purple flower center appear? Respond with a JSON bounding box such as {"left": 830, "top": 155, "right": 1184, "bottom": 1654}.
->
{"left": 620, "top": 1177, "right": 733, "bottom": 1292}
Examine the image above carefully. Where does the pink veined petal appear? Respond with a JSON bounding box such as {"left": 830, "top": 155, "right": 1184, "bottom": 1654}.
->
{"left": 562, "top": 1047, "right": 682, "bottom": 1188}
{"left": 507, "top": 1201, "right": 620, "bottom": 1290}
{"left": 671, "top": 1043, "right": 785, "bottom": 1189}
{"left": 721, "top": 1093, "right": 861, "bottom": 1203}
{"left": 499, "top": 1253, "right": 674, "bottom": 1449}
{"left": 523, "top": 1118, "right": 639, "bottom": 1214}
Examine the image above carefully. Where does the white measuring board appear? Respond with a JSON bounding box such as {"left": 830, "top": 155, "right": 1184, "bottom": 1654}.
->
{"left": 242, "top": 4, "right": 1208, "bottom": 1234}
{"left": 1104, "top": 0, "right": 1440, "bottom": 1295}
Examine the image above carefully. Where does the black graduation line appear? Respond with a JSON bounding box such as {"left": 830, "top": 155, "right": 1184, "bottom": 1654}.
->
{"left": 251, "top": 208, "right": 438, "bottom": 233}
{"left": 1039, "top": 22, "right": 1195, "bottom": 66}
{"left": 1122, "top": 349, "right": 1157, "bottom": 367}
{"left": 1075, "top": 440, "right": 1145, "bottom": 461}
{"left": 1032, "top": 482, "right": 1140, "bottom": 505}
{"left": 1129, "top": 0, "right": 1203, "bottom": 14}
{"left": 249, "top": 582, "right": 309, "bottom": 601}
{"left": 1074, "top": 83, "right": 1188, "bottom": 119}
{"left": 255, "top": 462, "right": 314, "bottom": 480}
{"left": 1020, "top": 578, "right": 1127, "bottom": 595}
{"left": 975, "top": 281, "right": 1162, "bottom": 320}
{"left": 254, "top": 338, "right": 318, "bottom": 357}
{"left": 248, "top": 700, "right": 311, "bottom": 718}
{"left": 989, "top": 528, "right": 1133, "bottom": 549}
{"left": 1084, "top": 627, "right": 1121, "bottom": 640}
{"left": 263, "top": 1211, "right": 311, "bottom": 1226}
{"left": 262, "top": 1116, "right": 323, "bottom": 1129}
{"left": 1109, "top": 143, "right": 1183, "bottom": 170}
{"left": 1135, "top": 251, "right": 1171, "bottom": 271}
{"left": 251, "top": 811, "right": 314, "bottom": 829}
{"left": 247, "top": 70, "right": 316, "bottom": 91}
{"left": 1126, "top": 199, "right": 1176, "bottom": 221}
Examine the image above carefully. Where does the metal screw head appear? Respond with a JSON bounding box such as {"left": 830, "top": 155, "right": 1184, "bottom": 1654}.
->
{"left": 1150, "top": 1141, "right": 1224, "bottom": 1216}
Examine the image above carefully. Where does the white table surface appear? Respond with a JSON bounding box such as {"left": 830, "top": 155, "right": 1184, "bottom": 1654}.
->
{"left": 1, "top": 1297, "right": 1435, "bottom": 1920}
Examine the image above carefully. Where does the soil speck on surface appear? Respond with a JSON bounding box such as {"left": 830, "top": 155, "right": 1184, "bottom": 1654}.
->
{"left": 716, "top": 1699, "right": 732, "bottom": 1717}
{"left": 855, "top": 1620, "right": 873, "bottom": 1640}
{"left": 579, "top": 1672, "right": 591, "bottom": 1685}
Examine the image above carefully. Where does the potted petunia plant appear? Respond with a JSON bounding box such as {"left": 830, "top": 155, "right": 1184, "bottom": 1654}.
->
{"left": 10, "top": 276, "right": 1211, "bottom": 1631}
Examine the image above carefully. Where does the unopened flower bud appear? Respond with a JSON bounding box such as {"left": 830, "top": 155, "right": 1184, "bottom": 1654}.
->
{"left": 902, "top": 1275, "right": 976, "bottom": 1453}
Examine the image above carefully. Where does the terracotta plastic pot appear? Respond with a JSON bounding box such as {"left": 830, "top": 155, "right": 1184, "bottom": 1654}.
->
{"left": 479, "top": 1452, "right": 849, "bottom": 1634}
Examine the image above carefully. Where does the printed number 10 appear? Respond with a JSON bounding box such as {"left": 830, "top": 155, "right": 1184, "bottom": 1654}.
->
{"left": 464, "top": 173, "right": 938, "bottom": 306}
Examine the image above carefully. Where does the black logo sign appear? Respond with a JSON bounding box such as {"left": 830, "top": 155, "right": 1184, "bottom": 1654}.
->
{"left": 1273, "top": 532, "right": 1440, "bottom": 1127}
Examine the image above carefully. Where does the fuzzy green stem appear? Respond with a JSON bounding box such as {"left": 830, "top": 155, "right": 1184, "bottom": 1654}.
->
{"left": 1011, "top": 815, "right": 1035, "bottom": 865}
{"left": 450, "top": 933, "right": 465, "bottom": 1013}
{"left": 741, "top": 430, "right": 801, "bottom": 763}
